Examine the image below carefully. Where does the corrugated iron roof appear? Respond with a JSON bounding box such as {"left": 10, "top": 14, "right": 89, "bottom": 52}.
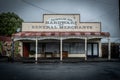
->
{"left": 12, "top": 31, "right": 110, "bottom": 38}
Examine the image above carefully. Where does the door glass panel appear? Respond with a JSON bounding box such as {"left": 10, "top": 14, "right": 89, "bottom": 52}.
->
{"left": 87, "top": 44, "right": 92, "bottom": 55}
{"left": 93, "top": 44, "right": 98, "bottom": 55}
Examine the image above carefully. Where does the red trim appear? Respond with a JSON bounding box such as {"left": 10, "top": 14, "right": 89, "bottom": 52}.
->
{"left": 13, "top": 31, "right": 110, "bottom": 37}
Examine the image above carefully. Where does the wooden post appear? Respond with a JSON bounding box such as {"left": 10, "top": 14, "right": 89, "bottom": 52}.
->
{"left": 60, "top": 38, "right": 63, "bottom": 61}
{"left": 35, "top": 38, "right": 38, "bottom": 62}
{"left": 99, "top": 41, "right": 102, "bottom": 57}
{"left": 85, "top": 38, "right": 87, "bottom": 60}
{"left": 108, "top": 38, "right": 111, "bottom": 60}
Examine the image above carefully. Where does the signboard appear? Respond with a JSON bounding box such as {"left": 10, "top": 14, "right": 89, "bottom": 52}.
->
{"left": 22, "top": 14, "right": 101, "bottom": 32}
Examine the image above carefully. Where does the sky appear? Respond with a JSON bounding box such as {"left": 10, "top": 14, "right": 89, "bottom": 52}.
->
{"left": 0, "top": 0, "right": 119, "bottom": 42}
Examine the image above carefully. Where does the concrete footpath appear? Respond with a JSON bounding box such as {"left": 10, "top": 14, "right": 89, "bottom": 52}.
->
{"left": 0, "top": 57, "right": 120, "bottom": 63}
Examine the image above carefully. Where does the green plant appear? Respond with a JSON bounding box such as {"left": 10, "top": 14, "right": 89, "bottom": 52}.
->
{"left": 14, "top": 41, "right": 20, "bottom": 55}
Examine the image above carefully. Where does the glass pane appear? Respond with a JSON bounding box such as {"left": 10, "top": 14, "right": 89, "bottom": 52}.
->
{"left": 87, "top": 44, "right": 92, "bottom": 55}
{"left": 93, "top": 44, "right": 98, "bottom": 55}
{"left": 45, "top": 43, "right": 59, "bottom": 53}
{"left": 30, "top": 43, "right": 35, "bottom": 51}
{"left": 63, "top": 43, "right": 69, "bottom": 52}
{"left": 38, "top": 43, "right": 42, "bottom": 54}
{"left": 69, "top": 43, "right": 84, "bottom": 54}
{"left": 79, "top": 43, "right": 85, "bottom": 54}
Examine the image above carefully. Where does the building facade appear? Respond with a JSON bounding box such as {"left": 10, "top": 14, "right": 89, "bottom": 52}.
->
{"left": 12, "top": 14, "right": 111, "bottom": 61}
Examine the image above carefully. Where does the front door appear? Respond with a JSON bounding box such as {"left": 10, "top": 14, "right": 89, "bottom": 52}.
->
{"left": 87, "top": 43, "right": 98, "bottom": 57}
{"left": 23, "top": 43, "right": 30, "bottom": 58}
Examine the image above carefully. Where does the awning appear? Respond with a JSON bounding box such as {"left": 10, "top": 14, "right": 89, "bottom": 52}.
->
{"left": 12, "top": 31, "right": 110, "bottom": 38}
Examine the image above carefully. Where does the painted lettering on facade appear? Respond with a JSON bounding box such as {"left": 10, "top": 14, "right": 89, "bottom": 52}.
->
{"left": 22, "top": 14, "right": 101, "bottom": 32}
{"left": 31, "top": 25, "right": 93, "bottom": 29}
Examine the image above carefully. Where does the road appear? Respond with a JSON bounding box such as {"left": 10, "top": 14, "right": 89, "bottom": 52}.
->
{"left": 0, "top": 62, "right": 120, "bottom": 80}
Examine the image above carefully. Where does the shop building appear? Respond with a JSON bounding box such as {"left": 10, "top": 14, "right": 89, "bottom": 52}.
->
{"left": 12, "top": 14, "right": 111, "bottom": 61}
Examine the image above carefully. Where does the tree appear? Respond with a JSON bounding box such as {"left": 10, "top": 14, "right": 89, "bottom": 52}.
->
{"left": 0, "top": 12, "right": 23, "bottom": 36}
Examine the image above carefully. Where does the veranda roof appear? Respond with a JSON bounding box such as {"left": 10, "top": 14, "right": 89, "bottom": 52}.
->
{"left": 12, "top": 31, "right": 110, "bottom": 38}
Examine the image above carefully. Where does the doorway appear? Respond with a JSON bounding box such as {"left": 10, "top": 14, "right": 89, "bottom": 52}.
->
{"left": 23, "top": 43, "right": 30, "bottom": 58}
{"left": 87, "top": 43, "right": 99, "bottom": 57}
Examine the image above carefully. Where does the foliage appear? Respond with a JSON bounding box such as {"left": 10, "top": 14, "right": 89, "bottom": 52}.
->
{"left": 0, "top": 12, "right": 23, "bottom": 36}
{"left": 14, "top": 41, "right": 20, "bottom": 55}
